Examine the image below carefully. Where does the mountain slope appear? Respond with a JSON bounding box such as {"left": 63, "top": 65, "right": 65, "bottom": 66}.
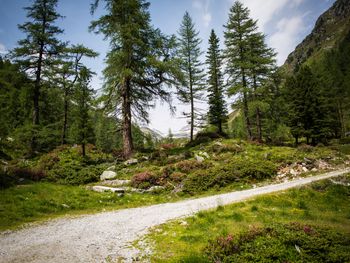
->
{"left": 283, "top": 0, "right": 350, "bottom": 72}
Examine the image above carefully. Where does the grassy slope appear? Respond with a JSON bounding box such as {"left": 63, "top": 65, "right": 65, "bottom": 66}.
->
{"left": 144, "top": 175, "right": 350, "bottom": 262}
{"left": 1, "top": 141, "right": 348, "bottom": 231}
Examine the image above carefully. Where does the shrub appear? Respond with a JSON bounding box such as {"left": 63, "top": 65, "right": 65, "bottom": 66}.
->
{"left": 182, "top": 157, "right": 276, "bottom": 194}
{"left": 175, "top": 160, "right": 212, "bottom": 174}
{"left": 205, "top": 223, "right": 350, "bottom": 263}
{"left": 298, "top": 144, "right": 314, "bottom": 152}
{"left": 186, "top": 132, "right": 224, "bottom": 147}
{"left": 208, "top": 143, "right": 243, "bottom": 154}
{"left": 10, "top": 167, "right": 46, "bottom": 181}
{"left": 131, "top": 172, "right": 159, "bottom": 188}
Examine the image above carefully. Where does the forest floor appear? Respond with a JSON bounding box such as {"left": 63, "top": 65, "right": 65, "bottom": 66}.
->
{"left": 0, "top": 168, "right": 349, "bottom": 263}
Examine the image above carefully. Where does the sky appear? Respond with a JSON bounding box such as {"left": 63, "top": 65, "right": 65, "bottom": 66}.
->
{"left": 0, "top": 0, "right": 336, "bottom": 136}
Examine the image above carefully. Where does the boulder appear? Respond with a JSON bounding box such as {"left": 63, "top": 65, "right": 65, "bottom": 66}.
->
{"left": 195, "top": 155, "right": 205, "bottom": 163}
{"left": 100, "top": 170, "right": 117, "bottom": 181}
{"left": 101, "top": 179, "right": 131, "bottom": 187}
{"left": 146, "top": 186, "right": 165, "bottom": 193}
{"left": 195, "top": 151, "right": 209, "bottom": 162}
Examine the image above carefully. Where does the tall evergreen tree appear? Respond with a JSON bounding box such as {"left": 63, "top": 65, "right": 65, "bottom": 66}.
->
{"left": 224, "top": 1, "right": 258, "bottom": 140}
{"left": 177, "top": 11, "right": 205, "bottom": 141}
{"left": 206, "top": 30, "right": 227, "bottom": 134}
{"left": 90, "top": 0, "right": 181, "bottom": 158}
{"left": 248, "top": 32, "right": 276, "bottom": 141}
{"left": 52, "top": 45, "right": 98, "bottom": 144}
{"left": 11, "top": 0, "right": 64, "bottom": 152}
{"left": 75, "top": 67, "right": 95, "bottom": 157}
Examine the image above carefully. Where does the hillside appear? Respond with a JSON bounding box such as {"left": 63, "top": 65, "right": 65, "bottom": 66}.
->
{"left": 283, "top": 0, "right": 350, "bottom": 72}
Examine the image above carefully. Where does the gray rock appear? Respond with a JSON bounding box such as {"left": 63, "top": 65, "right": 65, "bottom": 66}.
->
{"left": 102, "top": 179, "right": 131, "bottom": 187}
{"left": 124, "top": 158, "right": 138, "bottom": 165}
{"left": 195, "top": 155, "right": 205, "bottom": 162}
{"left": 91, "top": 186, "right": 125, "bottom": 193}
{"left": 146, "top": 186, "right": 165, "bottom": 192}
{"left": 106, "top": 165, "right": 115, "bottom": 171}
{"left": 100, "top": 171, "right": 117, "bottom": 181}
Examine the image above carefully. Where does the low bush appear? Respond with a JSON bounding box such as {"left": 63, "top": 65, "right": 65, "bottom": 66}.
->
{"left": 205, "top": 223, "right": 350, "bottom": 263}
{"left": 9, "top": 167, "right": 46, "bottom": 181}
{"left": 186, "top": 132, "right": 224, "bottom": 147}
{"left": 175, "top": 160, "right": 212, "bottom": 174}
{"left": 182, "top": 157, "right": 276, "bottom": 194}
{"left": 36, "top": 146, "right": 111, "bottom": 185}
{"left": 131, "top": 172, "right": 159, "bottom": 189}
{"left": 207, "top": 143, "right": 243, "bottom": 155}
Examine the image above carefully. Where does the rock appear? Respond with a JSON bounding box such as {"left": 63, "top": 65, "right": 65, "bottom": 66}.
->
{"left": 102, "top": 179, "right": 131, "bottom": 187}
{"left": 124, "top": 158, "right": 138, "bottom": 165}
{"left": 304, "top": 157, "right": 313, "bottom": 164}
{"left": 91, "top": 186, "right": 125, "bottom": 193}
{"left": 195, "top": 155, "right": 205, "bottom": 163}
{"left": 311, "top": 168, "right": 318, "bottom": 172}
{"left": 106, "top": 165, "right": 115, "bottom": 171}
{"left": 290, "top": 169, "right": 298, "bottom": 176}
{"left": 302, "top": 167, "right": 309, "bottom": 172}
{"left": 146, "top": 186, "right": 165, "bottom": 193}
{"left": 62, "top": 204, "right": 70, "bottom": 208}
{"left": 100, "top": 171, "right": 117, "bottom": 181}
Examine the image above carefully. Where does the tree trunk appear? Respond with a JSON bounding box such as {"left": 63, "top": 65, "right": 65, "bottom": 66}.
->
{"left": 31, "top": 42, "right": 44, "bottom": 153}
{"left": 253, "top": 76, "right": 262, "bottom": 142}
{"left": 82, "top": 143, "right": 86, "bottom": 157}
{"left": 242, "top": 70, "right": 252, "bottom": 140}
{"left": 295, "top": 136, "right": 299, "bottom": 146}
{"left": 61, "top": 86, "right": 68, "bottom": 144}
{"left": 122, "top": 77, "right": 133, "bottom": 158}
{"left": 190, "top": 82, "right": 194, "bottom": 142}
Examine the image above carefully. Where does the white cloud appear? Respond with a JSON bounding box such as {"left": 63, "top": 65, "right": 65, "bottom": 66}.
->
{"left": 290, "top": 0, "right": 304, "bottom": 7}
{"left": 268, "top": 16, "right": 305, "bottom": 65}
{"left": 240, "top": 0, "right": 289, "bottom": 30}
{"left": 193, "top": 0, "right": 212, "bottom": 27}
{"left": 0, "top": 43, "right": 6, "bottom": 54}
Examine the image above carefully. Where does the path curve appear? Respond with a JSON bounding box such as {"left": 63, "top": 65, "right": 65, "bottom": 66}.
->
{"left": 1, "top": 168, "right": 349, "bottom": 263}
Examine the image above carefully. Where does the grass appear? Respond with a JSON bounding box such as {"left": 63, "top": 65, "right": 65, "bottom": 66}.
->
{"left": 1, "top": 141, "right": 348, "bottom": 231}
{"left": 0, "top": 182, "right": 171, "bottom": 231}
{"left": 142, "top": 174, "right": 350, "bottom": 262}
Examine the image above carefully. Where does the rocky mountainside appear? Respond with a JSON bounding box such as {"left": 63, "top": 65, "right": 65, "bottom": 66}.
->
{"left": 283, "top": 0, "right": 350, "bottom": 72}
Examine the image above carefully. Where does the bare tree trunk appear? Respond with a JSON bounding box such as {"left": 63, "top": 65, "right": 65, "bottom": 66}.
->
{"left": 190, "top": 82, "right": 194, "bottom": 142}
{"left": 122, "top": 78, "right": 133, "bottom": 158}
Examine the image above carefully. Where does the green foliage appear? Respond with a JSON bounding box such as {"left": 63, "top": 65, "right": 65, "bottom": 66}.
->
{"left": 206, "top": 30, "right": 227, "bottom": 134}
{"left": 183, "top": 156, "right": 276, "bottom": 194}
{"left": 37, "top": 145, "right": 111, "bottom": 185}
{"left": 205, "top": 223, "right": 350, "bottom": 262}
{"left": 177, "top": 11, "right": 205, "bottom": 141}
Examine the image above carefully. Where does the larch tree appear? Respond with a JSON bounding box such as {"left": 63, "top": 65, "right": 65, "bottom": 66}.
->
{"left": 52, "top": 45, "right": 98, "bottom": 145}
{"left": 11, "top": 0, "right": 64, "bottom": 152}
{"left": 224, "top": 1, "right": 258, "bottom": 140}
{"left": 177, "top": 11, "right": 205, "bottom": 141}
{"left": 90, "top": 0, "right": 182, "bottom": 158}
{"left": 206, "top": 29, "right": 227, "bottom": 134}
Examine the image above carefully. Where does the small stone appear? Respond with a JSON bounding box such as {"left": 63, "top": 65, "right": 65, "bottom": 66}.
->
{"left": 91, "top": 186, "right": 125, "bottom": 193}
{"left": 62, "top": 204, "right": 70, "bottom": 208}
{"left": 100, "top": 171, "right": 117, "bottom": 181}
{"left": 195, "top": 155, "right": 205, "bottom": 162}
{"left": 124, "top": 158, "right": 138, "bottom": 165}
{"left": 311, "top": 168, "right": 318, "bottom": 172}
{"left": 302, "top": 167, "right": 309, "bottom": 172}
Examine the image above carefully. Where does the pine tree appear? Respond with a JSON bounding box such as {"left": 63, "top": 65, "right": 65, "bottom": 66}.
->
{"left": 248, "top": 32, "right": 276, "bottom": 141}
{"left": 90, "top": 0, "right": 181, "bottom": 158}
{"left": 11, "top": 0, "right": 64, "bottom": 152}
{"left": 75, "top": 67, "right": 95, "bottom": 157}
{"left": 206, "top": 30, "right": 227, "bottom": 134}
{"left": 177, "top": 11, "right": 205, "bottom": 141}
{"left": 224, "top": 1, "right": 258, "bottom": 140}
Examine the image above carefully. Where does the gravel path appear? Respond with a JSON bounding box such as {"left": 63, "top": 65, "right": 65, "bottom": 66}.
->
{"left": 1, "top": 168, "right": 349, "bottom": 263}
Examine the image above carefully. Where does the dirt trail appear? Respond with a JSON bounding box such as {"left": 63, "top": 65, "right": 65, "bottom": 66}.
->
{"left": 1, "top": 168, "right": 349, "bottom": 263}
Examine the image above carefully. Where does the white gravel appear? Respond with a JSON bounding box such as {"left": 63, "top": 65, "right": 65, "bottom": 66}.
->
{"left": 0, "top": 168, "right": 349, "bottom": 263}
